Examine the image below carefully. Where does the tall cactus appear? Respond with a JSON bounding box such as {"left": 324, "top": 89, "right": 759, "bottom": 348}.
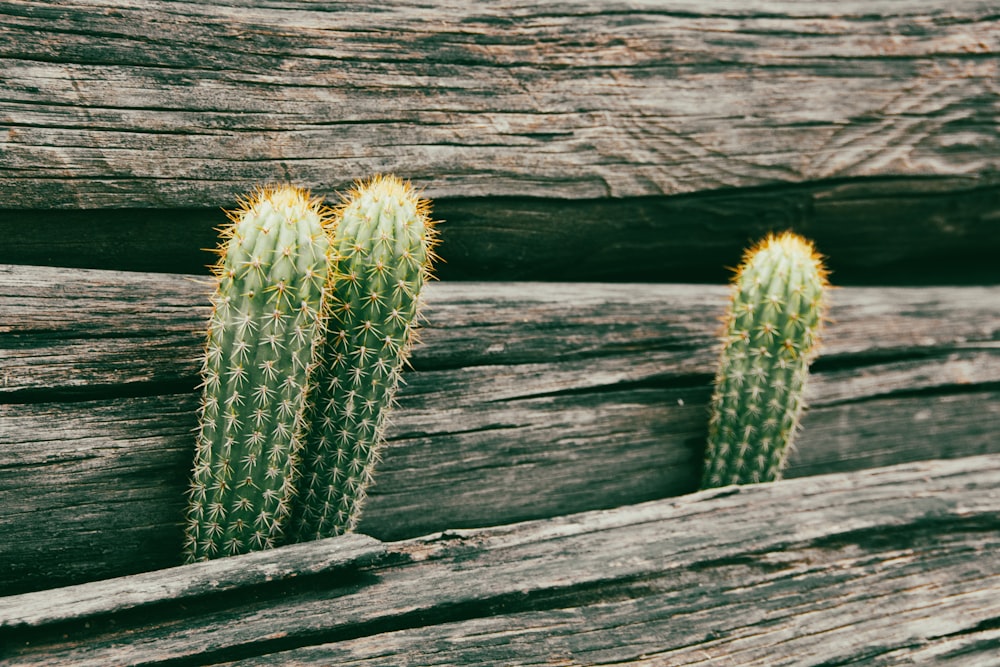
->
{"left": 183, "top": 185, "right": 332, "bottom": 561}
{"left": 293, "top": 174, "right": 438, "bottom": 542}
{"left": 701, "top": 231, "right": 829, "bottom": 489}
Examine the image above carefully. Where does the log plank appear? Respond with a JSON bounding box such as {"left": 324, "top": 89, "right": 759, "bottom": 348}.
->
{"left": 1, "top": 454, "right": 998, "bottom": 665}
{"left": 0, "top": 1, "right": 997, "bottom": 208}
{"left": 0, "top": 532, "right": 383, "bottom": 629}
{"left": 4, "top": 263, "right": 999, "bottom": 395}
{"left": 1, "top": 264, "right": 998, "bottom": 594}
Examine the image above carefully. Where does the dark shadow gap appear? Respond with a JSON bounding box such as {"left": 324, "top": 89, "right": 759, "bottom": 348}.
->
{"left": 2, "top": 176, "right": 997, "bottom": 286}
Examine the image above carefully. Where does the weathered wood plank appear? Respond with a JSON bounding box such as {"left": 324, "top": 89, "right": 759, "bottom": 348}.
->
{"left": 0, "top": 532, "right": 383, "bottom": 629}
{"left": 1, "top": 263, "right": 998, "bottom": 595}
{"left": 1, "top": 1, "right": 997, "bottom": 208}
{"left": 2, "top": 454, "right": 999, "bottom": 665}
{"left": 5, "top": 264, "right": 999, "bottom": 395}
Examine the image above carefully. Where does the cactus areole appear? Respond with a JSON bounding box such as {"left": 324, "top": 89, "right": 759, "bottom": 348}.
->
{"left": 184, "top": 186, "right": 332, "bottom": 562}
{"left": 702, "top": 231, "right": 829, "bottom": 489}
{"left": 293, "top": 174, "right": 438, "bottom": 542}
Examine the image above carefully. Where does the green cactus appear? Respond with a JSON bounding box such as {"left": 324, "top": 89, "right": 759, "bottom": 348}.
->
{"left": 183, "top": 185, "right": 332, "bottom": 561}
{"left": 293, "top": 174, "right": 438, "bottom": 542}
{"left": 701, "top": 231, "right": 829, "bottom": 489}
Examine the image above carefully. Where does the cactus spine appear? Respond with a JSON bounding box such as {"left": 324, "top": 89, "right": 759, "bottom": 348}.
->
{"left": 701, "top": 231, "right": 829, "bottom": 489}
{"left": 184, "top": 186, "right": 332, "bottom": 562}
{"left": 293, "top": 174, "right": 437, "bottom": 541}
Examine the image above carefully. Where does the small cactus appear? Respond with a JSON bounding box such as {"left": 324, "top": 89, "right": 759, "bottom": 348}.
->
{"left": 183, "top": 185, "right": 332, "bottom": 561}
{"left": 293, "top": 174, "right": 438, "bottom": 542}
{"left": 701, "top": 231, "right": 829, "bottom": 489}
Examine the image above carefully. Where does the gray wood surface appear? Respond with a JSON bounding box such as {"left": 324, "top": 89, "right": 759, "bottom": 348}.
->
{"left": 2, "top": 2, "right": 997, "bottom": 661}
{"left": 0, "top": 533, "right": 383, "bottom": 629}
{"left": 2, "top": 263, "right": 998, "bottom": 595}
{"left": 3, "top": 454, "right": 999, "bottom": 665}
{"left": 1, "top": 1, "right": 997, "bottom": 208}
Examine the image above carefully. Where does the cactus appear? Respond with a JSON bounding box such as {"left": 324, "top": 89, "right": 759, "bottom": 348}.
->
{"left": 701, "top": 231, "right": 829, "bottom": 489}
{"left": 293, "top": 174, "right": 438, "bottom": 542}
{"left": 183, "top": 185, "right": 332, "bottom": 561}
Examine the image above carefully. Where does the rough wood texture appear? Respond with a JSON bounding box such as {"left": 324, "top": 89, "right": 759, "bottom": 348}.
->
{"left": 2, "top": 263, "right": 998, "bottom": 595}
{"left": 4, "top": 1, "right": 997, "bottom": 285}
{"left": 2, "top": 454, "right": 999, "bottom": 665}
{"left": 3, "top": 2, "right": 997, "bottom": 660}
{"left": 1, "top": 1, "right": 997, "bottom": 209}
{"left": 0, "top": 533, "right": 383, "bottom": 629}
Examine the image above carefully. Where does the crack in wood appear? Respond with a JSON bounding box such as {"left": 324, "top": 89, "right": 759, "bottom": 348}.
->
{"left": 0, "top": 380, "right": 198, "bottom": 405}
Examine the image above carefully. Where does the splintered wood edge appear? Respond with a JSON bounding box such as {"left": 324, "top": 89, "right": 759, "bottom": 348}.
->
{"left": 0, "top": 533, "right": 384, "bottom": 630}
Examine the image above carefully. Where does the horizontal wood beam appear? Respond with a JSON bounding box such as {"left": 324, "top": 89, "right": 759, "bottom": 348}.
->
{"left": 2, "top": 264, "right": 998, "bottom": 594}
{"left": 1, "top": 1, "right": 997, "bottom": 208}
{"left": 3, "top": 454, "right": 1000, "bottom": 665}
{"left": 0, "top": 533, "right": 384, "bottom": 630}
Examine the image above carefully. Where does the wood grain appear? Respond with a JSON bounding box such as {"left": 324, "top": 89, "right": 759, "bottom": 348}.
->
{"left": 1, "top": 263, "right": 998, "bottom": 594}
{"left": 3, "top": 2, "right": 997, "bottom": 659}
{"left": 1, "top": 1, "right": 997, "bottom": 208}
{"left": 2, "top": 454, "right": 999, "bottom": 665}
{"left": 0, "top": 532, "right": 383, "bottom": 629}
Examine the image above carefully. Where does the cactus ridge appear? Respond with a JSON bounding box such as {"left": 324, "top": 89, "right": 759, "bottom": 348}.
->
{"left": 183, "top": 185, "right": 332, "bottom": 562}
{"left": 702, "top": 231, "right": 829, "bottom": 489}
{"left": 293, "top": 174, "right": 438, "bottom": 541}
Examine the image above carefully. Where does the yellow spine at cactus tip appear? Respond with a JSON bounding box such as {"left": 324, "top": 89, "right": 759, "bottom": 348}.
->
{"left": 702, "top": 230, "right": 830, "bottom": 489}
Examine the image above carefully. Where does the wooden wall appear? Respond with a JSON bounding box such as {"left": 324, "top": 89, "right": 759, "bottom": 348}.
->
{"left": 1, "top": 1, "right": 998, "bottom": 664}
